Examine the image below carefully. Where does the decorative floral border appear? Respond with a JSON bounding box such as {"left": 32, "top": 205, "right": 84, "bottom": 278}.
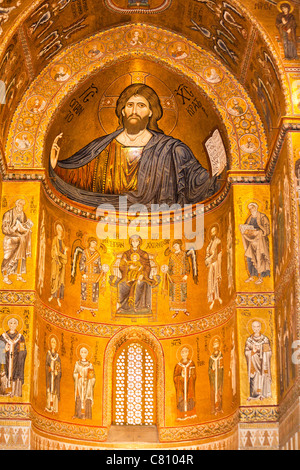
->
{"left": 36, "top": 298, "right": 236, "bottom": 339}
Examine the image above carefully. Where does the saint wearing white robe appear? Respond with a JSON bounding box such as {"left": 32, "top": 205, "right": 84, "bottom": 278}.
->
{"left": 205, "top": 226, "right": 222, "bottom": 310}
{"left": 73, "top": 347, "right": 95, "bottom": 420}
{"left": 173, "top": 347, "right": 197, "bottom": 421}
{"left": 245, "top": 321, "right": 272, "bottom": 401}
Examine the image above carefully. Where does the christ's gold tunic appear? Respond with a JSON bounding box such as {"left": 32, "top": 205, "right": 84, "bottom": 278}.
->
{"left": 93, "top": 140, "right": 143, "bottom": 194}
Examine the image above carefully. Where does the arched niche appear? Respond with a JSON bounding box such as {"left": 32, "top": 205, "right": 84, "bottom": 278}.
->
{"left": 102, "top": 326, "right": 165, "bottom": 432}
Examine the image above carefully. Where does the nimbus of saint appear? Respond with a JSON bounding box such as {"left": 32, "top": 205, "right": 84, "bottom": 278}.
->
{"left": 50, "top": 84, "right": 224, "bottom": 208}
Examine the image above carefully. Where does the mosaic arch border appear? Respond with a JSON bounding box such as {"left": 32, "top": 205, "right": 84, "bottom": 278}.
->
{"left": 102, "top": 326, "right": 166, "bottom": 430}
{"left": 104, "top": 0, "right": 173, "bottom": 15}
{"left": 5, "top": 23, "right": 268, "bottom": 174}
{"left": 0, "top": 0, "right": 291, "bottom": 102}
{"left": 228, "top": 0, "right": 290, "bottom": 111}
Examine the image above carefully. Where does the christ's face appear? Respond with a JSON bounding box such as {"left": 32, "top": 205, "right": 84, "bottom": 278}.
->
{"left": 122, "top": 94, "right": 152, "bottom": 133}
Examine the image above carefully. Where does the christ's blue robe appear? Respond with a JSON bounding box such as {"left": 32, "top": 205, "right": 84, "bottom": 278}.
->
{"left": 49, "top": 129, "right": 220, "bottom": 208}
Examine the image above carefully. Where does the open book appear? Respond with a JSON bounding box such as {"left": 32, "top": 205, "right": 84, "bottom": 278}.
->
{"left": 239, "top": 224, "right": 255, "bottom": 234}
{"left": 204, "top": 128, "right": 227, "bottom": 177}
{"left": 23, "top": 219, "right": 34, "bottom": 230}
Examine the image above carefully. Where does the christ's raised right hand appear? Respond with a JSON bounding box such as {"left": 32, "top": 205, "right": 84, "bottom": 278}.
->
{"left": 50, "top": 133, "right": 63, "bottom": 169}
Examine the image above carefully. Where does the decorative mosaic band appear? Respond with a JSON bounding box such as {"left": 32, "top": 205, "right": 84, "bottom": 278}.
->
{"left": 0, "top": 403, "right": 31, "bottom": 420}
{"left": 235, "top": 292, "right": 275, "bottom": 308}
{"left": 0, "top": 290, "right": 36, "bottom": 306}
{"left": 159, "top": 411, "right": 239, "bottom": 442}
{"left": 36, "top": 299, "right": 235, "bottom": 339}
{"left": 239, "top": 406, "right": 279, "bottom": 423}
{"left": 31, "top": 410, "right": 108, "bottom": 443}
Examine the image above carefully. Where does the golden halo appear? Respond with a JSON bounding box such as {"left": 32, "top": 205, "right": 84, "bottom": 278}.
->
{"left": 14, "top": 131, "right": 34, "bottom": 150}
{"left": 2, "top": 314, "right": 24, "bottom": 333}
{"left": 26, "top": 95, "right": 47, "bottom": 114}
{"left": 176, "top": 344, "right": 194, "bottom": 362}
{"left": 130, "top": 252, "right": 140, "bottom": 261}
{"left": 242, "top": 198, "right": 263, "bottom": 215}
{"left": 83, "top": 40, "right": 105, "bottom": 60}
{"left": 1, "top": 195, "right": 30, "bottom": 211}
{"left": 98, "top": 71, "right": 178, "bottom": 136}
{"left": 203, "top": 66, "right": 223, "bottom": 84}
{"left": 50, "top": 63, "right": 71, "bottom": 82}
{"left": 209, "top": 335, "right": 222, "bottom": 354}
{"left": 207, "top": 222, "right": 220, "bottom": 237}
{"left": 246, "top": 317, "right": 267, "bottom": 336}
{"left": 129, "top": 233, "right": 143, "bottom": 246}
{"left": 277, "top": 1, "right": 294, "bottom": 13}
{"left": 53, "top": 220, "right": 66, "bottom": 237}
{"left": 47, "top": 334, "right": 60, "bottom": 351}
{"left": 76, "top": 343, "right": 91, "bottom": 360}
{"left": 226, "top": 96, "right": 248, "bottom": 117}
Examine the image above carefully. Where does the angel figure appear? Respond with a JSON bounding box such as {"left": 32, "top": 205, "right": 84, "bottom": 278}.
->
{"left": 71, "top": 235, "right": 108, "bottom": 316}
{"left": 162, "top": 240, "right": 198, "bottom": 319}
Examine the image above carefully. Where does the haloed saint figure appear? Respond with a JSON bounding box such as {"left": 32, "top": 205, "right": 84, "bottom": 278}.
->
{"left": 50, "top": 84, "right": 222, "bottom": 208}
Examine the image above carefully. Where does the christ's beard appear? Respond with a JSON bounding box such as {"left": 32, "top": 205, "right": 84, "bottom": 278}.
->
{"left": 123, "top": 115, "right": 149, "bottom": 135}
